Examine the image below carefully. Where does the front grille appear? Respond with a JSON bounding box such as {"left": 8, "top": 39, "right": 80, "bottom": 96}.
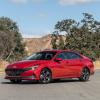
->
{"left": 5, "top": 68, "right": 25, "bottom": 76}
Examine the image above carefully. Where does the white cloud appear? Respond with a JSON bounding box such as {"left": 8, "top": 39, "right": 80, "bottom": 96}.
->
{"left": 58, "top": 0, "right": 96, "bottom": 5}
{"left": 22, "top": 32, "right": 50, "bottom": 38}
{"left": 39, "top": 13, "right": 47, "bottom": 18}
{"left": 9, "top": 0, "right": 28, "bottom": 4}
{"left": 22, "top": 34, "right": 41, "bottom": 38}
{"left": 32, "top": 0, "right": 45, "bottom": 3}
{"left": 9, "top": 0, "right": 45, "bottom": 4}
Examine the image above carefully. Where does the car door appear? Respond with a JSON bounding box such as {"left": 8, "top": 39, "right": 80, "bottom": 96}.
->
{"left": 63, "top": 52, "right": 84, "bottom": 77}
{"left": 52, "top": 52, "right": 68, "bottom": 78}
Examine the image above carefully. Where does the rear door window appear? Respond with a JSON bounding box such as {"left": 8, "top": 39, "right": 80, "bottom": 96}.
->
{"left": 64, "top": 52, "right": 81, "bottom": 60}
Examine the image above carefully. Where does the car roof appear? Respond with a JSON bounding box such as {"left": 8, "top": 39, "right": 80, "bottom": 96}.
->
{"left": 42, "top": 49, "right": 69, "bottom": 53}
{"left": 42, "top": 49, "right": 83, "bottom": 57}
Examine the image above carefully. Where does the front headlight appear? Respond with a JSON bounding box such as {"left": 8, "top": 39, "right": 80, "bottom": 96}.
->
{"left": 31, "top": 65, "right": 39, "bottom": 70}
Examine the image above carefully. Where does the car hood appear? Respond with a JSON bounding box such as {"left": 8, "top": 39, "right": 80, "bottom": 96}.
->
{"left": 7, "top": 60, "right": 51, "bottom": 69}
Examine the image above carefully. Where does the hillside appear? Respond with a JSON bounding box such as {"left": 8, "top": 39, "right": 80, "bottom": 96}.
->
{"left": 23, "top": 34, "right": 52, "bottom": 54}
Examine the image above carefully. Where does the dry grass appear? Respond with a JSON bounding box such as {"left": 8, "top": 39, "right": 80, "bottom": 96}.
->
{"left": 0, "top": 60, "right": 9, "bottom": 74}
{"left": 94, "top": 60, "right": 100, "bottom": 69}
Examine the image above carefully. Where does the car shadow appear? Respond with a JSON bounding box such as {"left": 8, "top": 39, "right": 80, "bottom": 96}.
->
{"left": 1, "top": 80, "right": 38, "bottom": 85}
{"left": 1, "top": 78, "right": 84, "bottom": 85}
{"left": 52, "top": 78, "right": 82, "bottom": 83}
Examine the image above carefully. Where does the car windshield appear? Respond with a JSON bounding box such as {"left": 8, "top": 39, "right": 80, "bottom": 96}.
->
{"left": 26, "top": 51, "right": 57, "bottom": 60}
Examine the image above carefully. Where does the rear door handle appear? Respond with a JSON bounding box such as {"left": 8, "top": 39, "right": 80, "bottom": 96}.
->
{"left": 79, "top": 59, "right": 82, "bottom": 62}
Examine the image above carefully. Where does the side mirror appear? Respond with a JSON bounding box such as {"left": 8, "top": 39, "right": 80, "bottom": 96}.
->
{"left": 54, "top": 58, "right": 63, "bottom": 62}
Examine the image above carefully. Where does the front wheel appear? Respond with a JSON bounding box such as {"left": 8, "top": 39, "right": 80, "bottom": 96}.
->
{"left": 39, "top": 68, "right": 52, "bottom": 84}
{"left": 79, "top": 68, "right": 90, "bottom": 82}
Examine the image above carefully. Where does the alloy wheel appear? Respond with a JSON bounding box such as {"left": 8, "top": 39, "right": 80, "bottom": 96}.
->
{"left": 39, "top": 69, "right": 52, "bottom": 84}
{"left": 79, "top": 68, "right": 90, "bottom": 81}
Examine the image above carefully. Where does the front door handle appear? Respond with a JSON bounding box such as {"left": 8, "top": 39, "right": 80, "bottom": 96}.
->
{"left": 66, "top": 61, "right": 69, "bottom": 63}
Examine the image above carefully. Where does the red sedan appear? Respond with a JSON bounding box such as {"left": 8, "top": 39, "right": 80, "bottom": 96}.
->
{"left": 5, "top": 50, "right": 94, "bottom": 84}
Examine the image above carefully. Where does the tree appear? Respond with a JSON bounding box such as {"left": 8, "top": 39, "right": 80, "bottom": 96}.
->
{"left": 0, "top": 17, "right": 26, "bottom": 62}
{"left": 58, "top": 35, "right": 65, "bottom": 50}
{"left": 0, "top": 30, "right": 15, "bottom": 60}
{"left": 51, "top": 13, "right": 100, "bottom": 60}
{"left": 51, "top": 31, "right": 58, "bottom": 49}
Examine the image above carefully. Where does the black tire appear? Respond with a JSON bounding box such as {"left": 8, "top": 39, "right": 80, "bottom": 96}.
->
{"left": 39, "top": 68, "right": 52, "bottom": 84}
{"left": 10, "top": 79, "right": 22, "bottom": 84}
{"left": 79, "top": 68, "right": 90, "bottom": 81}
{"left": 53, "top": 79, "right": 60, "bottom": 82}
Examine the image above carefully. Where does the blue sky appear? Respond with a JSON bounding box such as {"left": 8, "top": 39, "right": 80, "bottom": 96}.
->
{"left": 0, "top": 0, "right": 100, "bottom": 38}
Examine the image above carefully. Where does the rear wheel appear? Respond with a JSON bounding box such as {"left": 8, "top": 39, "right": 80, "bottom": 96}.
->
{"left": 10, "top": 79, "right": 22, "bottom": 83}
{"left": 39, "top": 68, "right": 52, "bottom": 84}
{"left": 79, "top": 68, "right": 90, "bottom": 81}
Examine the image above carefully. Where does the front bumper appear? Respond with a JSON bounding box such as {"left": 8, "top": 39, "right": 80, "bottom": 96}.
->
{"left": 5, "top": 69, "right": 39, "bottom": 80}
{"left": 5, "top": 75, "right": 38, "bottom": 80}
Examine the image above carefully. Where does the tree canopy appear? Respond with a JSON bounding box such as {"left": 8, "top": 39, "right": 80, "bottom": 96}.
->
{"left": 51, "top": 13, "right": 100, "bottom": 60}
{"left": 0, "top": 17, "right": 26, "bottom": 62}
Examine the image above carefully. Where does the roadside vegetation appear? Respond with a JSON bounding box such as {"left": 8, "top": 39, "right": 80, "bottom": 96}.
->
{"left": 51, "top": 13, "right": 100, "bottom": 61}
{"left": 0, "top": 17, "right": 26, "bottom": 62}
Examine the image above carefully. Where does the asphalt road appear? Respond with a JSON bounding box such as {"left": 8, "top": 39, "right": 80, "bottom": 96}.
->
{"left": 0, "top": 70, "right": 100, "bottom": 100}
